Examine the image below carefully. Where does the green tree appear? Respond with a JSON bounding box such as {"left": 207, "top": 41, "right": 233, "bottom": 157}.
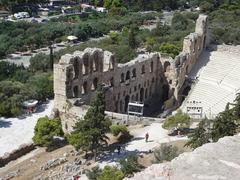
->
{"left": 27, "top": 73, "right": 53, "bottom": 101}
{"left": 69, "top": 89, "right": 112, "bottom": 160}
{"left": 32, "top": 117, "right": 63, "bottom": 146}
{"left": 120, "top": 154, "right": 143, "bottom": 176}
{"left": 185, "top": 118, "right": 211, "bottom": 149}
{"left": 211, "top": 104, "right": 237, "bottom": 142}
{"left": 159, "top": 42, "right": 181, "bottom": 58}
{"left": 162, "top": 110, "right": 191, "bottom": 129}
{"left": 98, "top": 166, "right": 124, "bottom": 180}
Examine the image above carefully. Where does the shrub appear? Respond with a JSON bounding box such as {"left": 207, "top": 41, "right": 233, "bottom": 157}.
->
{"left": 110, "top": 124, "right": 132, "bottom": 143}
{"left": 159, "top": 42, "right": 181, "bottom": 58}
{"left": 110, "top": 124, "right": 128, "bottom": 136}
{"left": 98, "top": 166, "right": 124, "bottom": 180}
{"left": 154, "top": 144, "right": 179, "bottom": 163}
{"left": 33, "top": 117, "right": 63, "bottom": 146}
{"left": 119, "top": 154, "right": 143, "bottom": 176}
{"left": 162, "top": 110, "right": 191, "bottom": 130}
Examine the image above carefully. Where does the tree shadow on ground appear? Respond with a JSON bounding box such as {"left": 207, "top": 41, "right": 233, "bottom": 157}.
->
{"left": 0, "top": 119, "right": 12, "bottom": 128}
{"left": 97, "top": 142, "right": 150, "bottom": 164}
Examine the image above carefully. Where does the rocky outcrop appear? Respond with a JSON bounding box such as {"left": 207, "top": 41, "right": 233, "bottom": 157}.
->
{"left": 127, "top": 134, "right": 240, "bottom": 180}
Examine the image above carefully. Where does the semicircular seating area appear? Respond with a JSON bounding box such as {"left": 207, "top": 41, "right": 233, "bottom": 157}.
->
{"left": 181, "top": 46, "right": 240, "bottom": 119}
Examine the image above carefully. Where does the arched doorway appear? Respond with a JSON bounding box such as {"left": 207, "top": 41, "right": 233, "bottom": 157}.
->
{"left": 140, "top": 88, "right": 144, "bottom": 102}
{"left": 73, "top": 86, "right": 78, "bottom": 97}
{"left": 124, "top": 95, "right": 130, "bottom": 113}
{"left": 181, "top": 86, "right": 191, "bottom": 102}
{"left": 162, "top": 84, "right": 169, "bottom": 101}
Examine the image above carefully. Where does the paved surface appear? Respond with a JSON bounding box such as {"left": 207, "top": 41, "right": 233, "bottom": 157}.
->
{"left": 96, "top": 123, "right": 187, "bottom": 169}
{"left": 0, "top": 101, "right": 53, "bottom": 157}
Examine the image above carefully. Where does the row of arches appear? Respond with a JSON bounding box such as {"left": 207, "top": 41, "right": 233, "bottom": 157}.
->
{"left": 73, "top": 78, "right": 98, "bottom": 97}
{"left": 72, "top": 53, "right": 115, "bottom": 79}
{"left": 120, "top": 62, "right": 154, "bottom": 83}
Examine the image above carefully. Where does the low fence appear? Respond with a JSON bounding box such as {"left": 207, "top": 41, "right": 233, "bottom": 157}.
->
{"left": 105, "top": 111, "right": 164, "bottom": 125}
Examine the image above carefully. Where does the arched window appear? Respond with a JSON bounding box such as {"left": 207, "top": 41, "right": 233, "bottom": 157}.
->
{"left": 126, "top": 71, "right": 130, "bottom": 80}
{"left": 73, "top": 58, "right": 79, "bottom": 79}
{"left": 120, "top": 73, "right": 124, "bottom": 83}
{"left": 145, "top": 88, "right": 148, "bottom": 99}
{"left": 110, "top": 77, "right": 114, "bottom": 87}
{"left": 164, "top": 61, "right": 171, "bottom": 72}
{"left": 141, "top": 65, "right": 145, "bottom": 74}
{"left": 150, "top": 61, "right": 153, "bottom": 72}
{"left": 82, "top": 81, "right": 88, "bottom": 94}
{"left": 82, "top": 55, "right": 89, "bottom": 75}
{"left": 152, "top": 77, "right": 155, "bottom": 83}
{"left": 92, "top": 78, "right": 98, "bottom": 90}
{"left": 132, "top": 68, "right": 136, "bottom": 78}
{"left": 109, "top": 56, "right": 115, "bottom": 70}
{"left": 93, "top": 53, "right": 98, "bottom": 72}
{"left": 73, "top": 86, "right": 78, "bottom": 98}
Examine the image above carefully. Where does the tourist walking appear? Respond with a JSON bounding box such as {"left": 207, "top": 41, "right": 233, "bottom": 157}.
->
{"left": 145, "top": 132, "right": 149, "bottom": 142}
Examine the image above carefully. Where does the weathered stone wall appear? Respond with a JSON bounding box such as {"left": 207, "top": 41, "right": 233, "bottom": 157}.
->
{"left": 0, "top": 143, "right": 35, "bottom": 167}
{"left": 54, "top": 14, "right": 209, "bottom": 132}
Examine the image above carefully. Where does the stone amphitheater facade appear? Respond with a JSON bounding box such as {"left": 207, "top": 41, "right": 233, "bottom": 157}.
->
{"left": 54, "top": 14, "right": 209, "bottom": 132}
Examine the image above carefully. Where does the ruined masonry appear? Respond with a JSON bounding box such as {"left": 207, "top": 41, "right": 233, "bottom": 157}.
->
{"left": 54, "top": 14, "right": 209, "bottom": 132}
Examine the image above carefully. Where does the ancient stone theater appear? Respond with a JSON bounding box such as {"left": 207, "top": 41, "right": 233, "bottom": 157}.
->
{"left": 54, "top": 14, "right": 209, "bottom": 132}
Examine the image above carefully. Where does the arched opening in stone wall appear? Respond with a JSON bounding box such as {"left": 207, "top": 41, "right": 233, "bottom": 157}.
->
{"left": 82, "top": 81, "right": 88, "bottom": 94}
{"left": 162, "top": 84, "right": 169, "bottom": 102}
{"left": 132, "top": 95, "right": 135, "bottom": 101}
{"left": 126, "top": 71, "right": 130, "bottom": 80}
{"left": 73, "top": 86, "right": 78, "bottom": 98}
{"left": 109, "top": 56, "right": 115, "bottom": 70}
{"left": 115, "top": 101, "right": 119, "bottom": 112}
{"left": 93, "top": 52, "right": 99, "bottom": 72}
{"left": 120, "top": 73, "right": 125, "bottom": 83}
{"left": 145, "top": 88, "right": 148, "bottom": 99}
{"left": 150, "top": 85, "right": 152, "bottom": 97}
{"left": 82, "top": 55, "right": 89, "bottom": 75}
{"left": 124, "top": 95, "right": 130, "bottom": 112}
{"left": 73, "top": 58, "right": 79, "bottom": 79}
{"left": 110, "top": 77, "right": 114, "bottom": 87}
{"left": 120, "top": 100, "right": 123, "bottom": 112}
{"left": 92, "top": 78, "right": 98, "bottom": 90}
{"left": 136, "top": 93, "right": 139, "bottom": 101}
{"left": 140, "top": 88, "right": 144, "bottom": 102}
{"left": 141, "top": 65, "right": 145, "bottom": 74}
{"left": 132, "top": 68, "right": 136, "bottom": 78}
{"left": 164, "top": 61, "right": 171, "bottom": 72}
{"left": 150, "top": 61, "right": 153, "bottom": 72}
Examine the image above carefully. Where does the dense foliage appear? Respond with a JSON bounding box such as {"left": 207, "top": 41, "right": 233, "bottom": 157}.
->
{"left": 86, "top": 165, "right": 124, "bottom": 180}
{"left": 119, "top": 154, "right": 143, "bottom": 176}
{"left": 32, "top": 116, "right": 63, "bottom": 146}
{"left": 68, "top": 89, "right": 112, "bottom": 160}
{"left": 162, "top": 110, "right": 191, "bottom": 129}
{"left": 185, "top": 118, "right": 211, "bottom": 149}
{"left": 110, "top": 124, "right": 132, "bottom": 142}
{"left": 0, "top": 12, "right": 156, "bottom": 58}
{"left": 0, "top": 62, "right": 53, "bottom": 117}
